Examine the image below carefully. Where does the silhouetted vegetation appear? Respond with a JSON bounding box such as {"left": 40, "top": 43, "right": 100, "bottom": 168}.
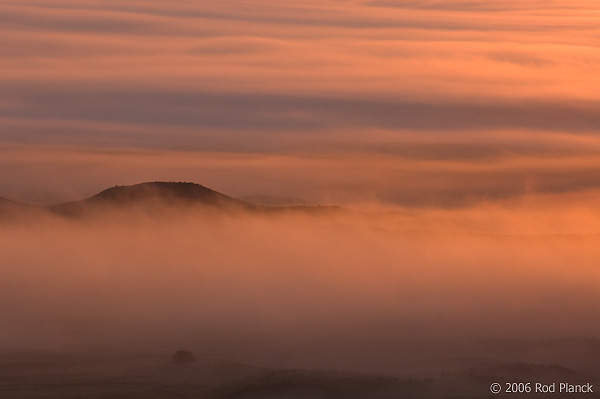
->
{"left": 172, "top": 350, "right": 195, "bottom": 365}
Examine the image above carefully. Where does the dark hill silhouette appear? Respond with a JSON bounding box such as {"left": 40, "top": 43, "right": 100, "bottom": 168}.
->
{"left": 90, "top": 182, "right": 248, "bottom": 207}
{"left": 1, "top": 182, "right": 350, "bottom": 219}
{"left": 49, "top": 182, "right": 255, "bottom": 216}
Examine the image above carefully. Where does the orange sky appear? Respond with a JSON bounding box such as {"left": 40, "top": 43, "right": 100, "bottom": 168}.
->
{"left": 1, "top": 0, "right": 600, "bottom": 205}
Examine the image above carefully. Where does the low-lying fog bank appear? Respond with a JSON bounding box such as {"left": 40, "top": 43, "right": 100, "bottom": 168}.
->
{"left": 1, "top": 187, "right": 600, "bottom": 378}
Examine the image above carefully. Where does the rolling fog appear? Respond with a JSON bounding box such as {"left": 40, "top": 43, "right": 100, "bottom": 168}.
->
{"left": 2, "top": 1, "right": 600, "bottom": 388}
{"left": 1, "top": 193, "right": 600, "bottom": 371}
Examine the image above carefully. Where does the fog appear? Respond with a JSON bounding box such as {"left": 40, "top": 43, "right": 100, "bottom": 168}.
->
{"left": 2, "top": 193, "right": 599, "bottom": 373}
{"left": 2, "top": 1, "right": 600, "bottom": 395}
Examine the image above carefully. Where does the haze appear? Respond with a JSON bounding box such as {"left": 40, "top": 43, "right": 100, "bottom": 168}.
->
{"left": 2, "top": 194, "right": 600, "bottom": 370}
{"left": 1, "top": 1, "right": 600, "bottom": 397}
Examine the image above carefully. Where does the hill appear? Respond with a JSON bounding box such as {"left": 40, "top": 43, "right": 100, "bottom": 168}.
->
{"left": 0, "top": 182, "right": 350, "bottom": 219}
{"left": 49, "top": 182, "right": 255, "bottom": 217}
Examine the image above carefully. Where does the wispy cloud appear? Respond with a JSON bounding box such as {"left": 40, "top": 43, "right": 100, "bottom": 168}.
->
{"left": 1, "top": 0, "right": 600, "bottom": 204}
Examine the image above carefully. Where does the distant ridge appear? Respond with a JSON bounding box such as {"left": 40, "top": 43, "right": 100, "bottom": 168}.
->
{"left": 0, "top": 196, "right": 30, "bottom": 208}
{"left": 0, "top": 196, "right": 41, "bottom": 219}
{"left": 89, "top": 182, "right": 247, "bottom": 206}
{"left": 0, "top": 197, "right": 45, "bottom": 222}
{"left": 1, "top": 182, "right": 349, "bottom": 219}
{"left": 49, "top": 182, "right": 255, "bottom": 216}
{"left": 240, "top": 195, "right": 315, "bottom": 207}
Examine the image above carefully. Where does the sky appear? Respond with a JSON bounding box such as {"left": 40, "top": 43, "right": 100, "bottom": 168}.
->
{"left": 1, "top": 0, "right": 600, "bottom": 205}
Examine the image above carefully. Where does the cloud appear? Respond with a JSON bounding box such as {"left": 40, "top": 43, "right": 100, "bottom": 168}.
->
{"left": 3, "top": 84, "right": 600, "bottom": 133}
{"left": 2, "top": 194, "right": 600, "bottom": 357}
{"left": 3, "top": 2, "right": 600, "bottom": 377}
{"left": 1, "top": 0, "right": 600, "bottom": 205}
{"left": 3, "top": 136, "right": 600, "bottom": 208}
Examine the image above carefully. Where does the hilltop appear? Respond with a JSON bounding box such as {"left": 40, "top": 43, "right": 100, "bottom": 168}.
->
{"left": 49, "top": 182, "right": 254, "bottom": 216}
{"left": 0, "top": 182, "right": 349, "bottom": 220}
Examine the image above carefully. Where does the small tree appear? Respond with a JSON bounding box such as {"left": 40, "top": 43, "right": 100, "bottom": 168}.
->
{"left": 173, "top": 350, "right": 195, "bottom": 365}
